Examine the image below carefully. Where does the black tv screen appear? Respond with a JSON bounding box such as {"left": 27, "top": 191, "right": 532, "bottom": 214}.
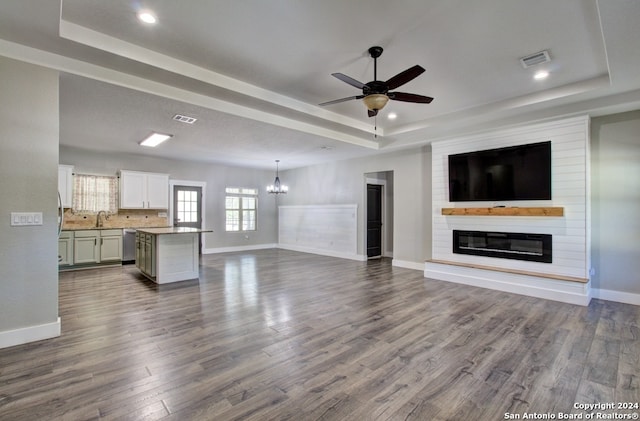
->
{"left": 448, "top": 141, "right": 551, "bottom": 202}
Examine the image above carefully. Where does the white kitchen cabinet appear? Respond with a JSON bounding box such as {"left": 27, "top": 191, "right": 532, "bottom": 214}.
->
{"left": 119, "top": 170, "right": 169, "bottom": 209}
{"left": 58, "top": 165, "right": 74, "bottom": 208}
{"left": 58, "top": 231, "right": 74, "bottom": 266}
{"left": 73, "top": 229, "right": 122, "bottom": 265}
{"left": 146, "top": 173, "right": 170, "bottom": 208}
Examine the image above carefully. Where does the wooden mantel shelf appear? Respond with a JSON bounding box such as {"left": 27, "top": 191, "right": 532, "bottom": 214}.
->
{"left": 441, "top": 206, "right": 564, "bottom": 217}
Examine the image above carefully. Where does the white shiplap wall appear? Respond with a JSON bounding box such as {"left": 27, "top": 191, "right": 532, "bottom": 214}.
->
{"left": 278, "top": 205, "right": 360, "bottom": 260}
{"left": 431, "top": 116, "right": 590, "bottom": 280}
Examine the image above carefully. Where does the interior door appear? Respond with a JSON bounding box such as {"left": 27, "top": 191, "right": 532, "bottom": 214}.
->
{"left": 367, "top": 184, "right": 383, "bottom": 258}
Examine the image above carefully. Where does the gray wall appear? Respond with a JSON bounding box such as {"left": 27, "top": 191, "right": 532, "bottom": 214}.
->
{"left": 591, "top": 111, "right": 640, "bottom": 294}
{"left": 279, "top": 146, "right": 430, "bottom": 265}
{"left": 59, "top": 146, "right": 279, "bottom": 249}
{"left": 0, "top": 56, "right": 59, "bottom": 332}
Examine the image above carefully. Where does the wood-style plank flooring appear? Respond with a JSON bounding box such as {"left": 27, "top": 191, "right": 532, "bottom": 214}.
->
{"left": 1, "top": 249, "right": 638, "bottom": 420}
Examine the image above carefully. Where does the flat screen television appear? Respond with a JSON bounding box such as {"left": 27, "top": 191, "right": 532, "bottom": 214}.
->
{"left": 448, "top": 141, "right": 551, "bottom": 202}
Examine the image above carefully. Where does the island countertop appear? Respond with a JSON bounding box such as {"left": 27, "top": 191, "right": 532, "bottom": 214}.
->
{"left": 136, "top": 227, "right": 213, "bottom": 235}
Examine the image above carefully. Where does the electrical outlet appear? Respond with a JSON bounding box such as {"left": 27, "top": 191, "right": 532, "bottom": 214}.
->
{"left": 11, "top": 212, "right": 43, "bottom": 226}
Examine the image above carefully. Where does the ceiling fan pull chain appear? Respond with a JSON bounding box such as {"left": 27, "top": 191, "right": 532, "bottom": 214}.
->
{"left": 374, "top": 115, "right": 378, "bottom": 138}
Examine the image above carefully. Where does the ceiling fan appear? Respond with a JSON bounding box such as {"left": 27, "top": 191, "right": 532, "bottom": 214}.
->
{"left": 320, "top": 46, "right": 433, "bottom": 118}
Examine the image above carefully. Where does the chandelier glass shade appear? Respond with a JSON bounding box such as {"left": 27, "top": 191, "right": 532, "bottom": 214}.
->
{"left": 267, "top": 160, "right": 288, "bottom": 194}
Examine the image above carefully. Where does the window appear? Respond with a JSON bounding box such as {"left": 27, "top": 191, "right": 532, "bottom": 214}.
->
{"left": 73, "top": 174, "right": 118, "bottom": 213}
{"left": 225, "top": 187, "right": 258, "bottom": 231}
{"left": 176, "top": 188, "right": 200, "bottom": 224}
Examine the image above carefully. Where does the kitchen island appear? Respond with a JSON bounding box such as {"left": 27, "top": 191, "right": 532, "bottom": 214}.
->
{"left": 135, "top": 227, "right": 212, "bottom": 284}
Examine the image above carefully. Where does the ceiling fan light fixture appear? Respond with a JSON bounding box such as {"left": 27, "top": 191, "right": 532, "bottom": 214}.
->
{"left": 320, "top": 46, "right": 432, "bottom": 118}
{"left": 362, "top": 94, "right": 389, "bottom": 111}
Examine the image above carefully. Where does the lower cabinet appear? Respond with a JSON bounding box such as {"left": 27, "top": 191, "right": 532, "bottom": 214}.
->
{"left": 72, "top": 229, "right": 123, "bottom": 266}
{"left": 135, "top": 231, "right": 143, "bottom": 269}
{"left": 58, "top": 231, "right": 74, "bottom": 266}
{"left": 135, "top": 232, "right": 156, "bottom": 277}
{"left": 74, "top": 231, "right": 99, "bottom": 264}
{"left": 134, "top": 230, "right": 202, "bottom": 284}
{"left": 100, "top": 230, "right": 123, "bottom": 262}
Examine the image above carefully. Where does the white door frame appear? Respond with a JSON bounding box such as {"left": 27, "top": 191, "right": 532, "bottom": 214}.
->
{"left": 169, "top": 179, "right": 207, "bottom": 248}
{"left": 364, "top": 176, "right": 389, "bottom": 259}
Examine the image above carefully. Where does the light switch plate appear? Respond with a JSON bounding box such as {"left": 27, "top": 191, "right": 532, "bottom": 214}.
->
{"left": 11, "top": 212, "right": 43, "bottom": 226}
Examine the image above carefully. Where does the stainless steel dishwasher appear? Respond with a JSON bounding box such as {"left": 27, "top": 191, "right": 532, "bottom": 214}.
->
{"left": 122, "top": 229, "right": 136, "bottom": 264}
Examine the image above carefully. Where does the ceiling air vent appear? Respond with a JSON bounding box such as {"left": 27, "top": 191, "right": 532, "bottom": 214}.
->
{"left": 172, "top": 114, "right": 197, "bottom": 124}
{"left": 520, "top": 50, "right": 551, "bottom": 68}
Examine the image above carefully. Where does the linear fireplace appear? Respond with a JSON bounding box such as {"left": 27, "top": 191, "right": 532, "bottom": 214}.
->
{"left": 453, "top": 230, "right": 552, "bottom": 263}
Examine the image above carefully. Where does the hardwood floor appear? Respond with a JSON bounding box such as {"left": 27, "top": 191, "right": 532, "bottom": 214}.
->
{"left": 1, "top": 249, "right": 638, "bottom": 420}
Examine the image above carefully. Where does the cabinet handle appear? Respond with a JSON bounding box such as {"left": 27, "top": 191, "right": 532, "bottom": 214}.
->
{"left": 94, "top": 239, "right": 97, "bottom": 246}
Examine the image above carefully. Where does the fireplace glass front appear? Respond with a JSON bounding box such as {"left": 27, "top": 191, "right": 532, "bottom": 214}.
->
{"left": 453, "top": 230, "right": 552, "bottom": 263}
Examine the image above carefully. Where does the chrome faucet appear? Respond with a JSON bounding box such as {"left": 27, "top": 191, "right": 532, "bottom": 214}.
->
{"left": 96, "top": 210, "right": 108, "bottom": 228}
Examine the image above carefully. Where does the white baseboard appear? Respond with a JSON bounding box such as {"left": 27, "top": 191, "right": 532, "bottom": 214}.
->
{"left": 277, "top": 244, "right": 366, "bottom": 261}
{"left": 0, "top": 317, "right": 61, "bottom": 349}
{"left": 424, "top": 261, "right": 591, "bottom": 306}
{"left": 591, "top": 288, "right": 640, "bottom": 306}
{"left": 202, "top": 243, "right": 277, "bottom": 254}
{"left": 392, "top": 259, "right": 425, "bottom": 271}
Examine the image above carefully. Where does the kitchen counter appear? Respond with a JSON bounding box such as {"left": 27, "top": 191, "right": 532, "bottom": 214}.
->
{"left": 136, "top": 227, "right": 211, "bottom": 235}
{"left": 135, "top": 228, "right": 212, "bottom": 284}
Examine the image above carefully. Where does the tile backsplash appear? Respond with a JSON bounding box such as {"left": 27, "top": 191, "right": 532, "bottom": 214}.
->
{"left": 62, "top": 209, "right": 169, "bottom": 230}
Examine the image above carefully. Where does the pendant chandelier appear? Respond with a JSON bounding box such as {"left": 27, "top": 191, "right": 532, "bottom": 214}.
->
{"left": 266, "top": 160, "right": 288, "bottom": 194}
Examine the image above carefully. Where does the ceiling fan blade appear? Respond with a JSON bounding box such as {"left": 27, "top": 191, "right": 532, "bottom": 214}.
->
{"left": 388, "top": 92, "right": 434, "bottom": 103}
{"left": 332, "top": 73, "right": 366, "bottom": 89}
{"left": 385, "top": 65, "right": 425, "bottom": 90}
{"left": 319, "top": 95, "right": 364, "bottom": 106}
{"left": 368, "top": 109, "right": 378, "bottom": 118}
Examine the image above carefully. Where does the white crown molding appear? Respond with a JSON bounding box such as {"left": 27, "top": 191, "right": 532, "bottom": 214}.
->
{"left": 0, "top": 37, "right": 379, "bottom": 150}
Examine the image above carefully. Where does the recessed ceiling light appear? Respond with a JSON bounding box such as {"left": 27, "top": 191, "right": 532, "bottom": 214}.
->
{"left": 387, "top": 112, "right": 398, "bottom": 120}
{"left": 137, "top": 11, "right": 157, "bottom": 24}
{"left": 139, "top": 132, "right": 172, "bottom": 147}
{"left": 534, "top": 70, "right": 549, "bottom": 80}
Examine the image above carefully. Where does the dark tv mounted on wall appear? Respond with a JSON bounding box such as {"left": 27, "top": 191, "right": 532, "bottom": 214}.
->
{"left": 448, "top": 141, "right": 551, "bottom": 202}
